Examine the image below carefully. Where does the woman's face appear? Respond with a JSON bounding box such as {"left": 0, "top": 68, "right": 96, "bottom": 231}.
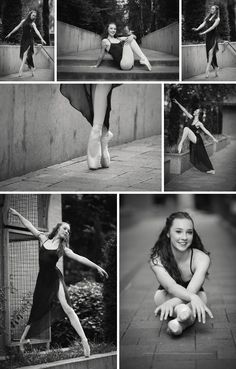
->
{"left": 30, "top": 11, "right": 37, "bottom": 20}
{"left": 193, "top": 108, "right": 200, "bottom": 116}
{"left": 108, "top": 23, "right": 117, "bottom": 37}
{"left": 168, "top": 218, "right": 193, "bottom": 252}
{"left": 210, "top": 6, "right": 216, "bottom": 14}
{"left": 57, "top": 223, "right": 70, "bottom": 240}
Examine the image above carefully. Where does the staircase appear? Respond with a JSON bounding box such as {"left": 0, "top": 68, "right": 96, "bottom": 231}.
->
{"left": 57, "top": 48, "right": 179, "bottom": 81}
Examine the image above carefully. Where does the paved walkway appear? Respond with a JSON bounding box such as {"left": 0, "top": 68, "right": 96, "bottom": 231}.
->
{"left": 0, "top": 136, "right": 161, "bottom": 192}
{"left": 185, "top": 67, "right": 236, "bottom": 81}
{"left": 0, "top": 68, "right": 54, "bottom": 81}
{"left": 120, "top": 209, "right": 236, "bottom": 369}
{"left": 165, "top": 140, "right": 236, "bottom": 191}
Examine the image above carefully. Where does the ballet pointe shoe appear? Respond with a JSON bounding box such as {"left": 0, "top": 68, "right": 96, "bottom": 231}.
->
{"left": 140, "top": 57, "right": 152, "bottom": 71}
{"left": 101, "top": 131, "right": 113, "bottom": 168}
{"left": 175, "top": 304, "right": 192, "bottom": 322}
{"left": 206, "top": 169, "right": 215, "bottom": 174}
{"left": 167, "top": 319, "right": 183, "bottom": 336}
{"left": 82, "top": 338, "right": 90, "bottom": 358}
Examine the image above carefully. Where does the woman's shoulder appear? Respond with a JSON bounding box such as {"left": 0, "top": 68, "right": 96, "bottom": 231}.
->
{"left": 102, "top": 38, "right": 110, "bottom": 45}
{"left": 150, "top": 255, "right": 163, "bottom": 268}
{"left": 192, "top": 248, "right": 210, "bottom": 264}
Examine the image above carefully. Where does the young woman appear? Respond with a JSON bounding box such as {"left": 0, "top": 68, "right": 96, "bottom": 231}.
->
{"left": 93, "top": 22, "right": 152, "bottom": 71}
{"left": 173, "top": 98, "right": 218, "bottom": 174}
{"left": 5, "top": 10, "right": 46, "bottom": 77}
{"left": 192, "top": 5, "right": 220, "bottom": 78}
{"left": 8, "top": 208, "right": 108, "bottom": 356}
{"left": 150, "top": 212, "right": 213, "bottom": 336}
{"left": 60, "top": 84, "right": 121, "bottom": 170}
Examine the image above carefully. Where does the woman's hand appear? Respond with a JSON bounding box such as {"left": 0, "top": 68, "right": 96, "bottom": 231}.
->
{"left": 5, "top": 34, "right": 11, "bottom": 40}
{"left": 192, "top": 27, "right": 198, "bottom": 32}
{"left": 154, "top": 300, "right": 175, "bottom": 321}
{"left": 213, "top": 137, "right": 218, "bottom": 143}
{"left": 124, "top": 34, "right": 134, "bottom": 45}
{"left": 190, "top": 294, "right": 213, "bottom": 323}
{"left": 8, "top": 208, "right": 19, "bottom": 217}
{"left": 97, "top": 266, "right": 108, "bottom": 279}
{"left": 41, "top": 39, "right": 46, "bottom": 45}
{"left": 199, "top": 31, "right": 205, "bottom": 35}
{"left": 172, "top": 98, "right": 178, "bottom": 104}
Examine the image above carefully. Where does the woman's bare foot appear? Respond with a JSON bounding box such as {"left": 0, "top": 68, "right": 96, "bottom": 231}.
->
{"left": 82, "top": 338, "right": 90, "bottom": 357}
{"left": 140, "top": 57, "right": 152, "bottom": 71}
{"left": 206, "top": 169, "right": 215, "bottom": 174}
{"left": 214, "top": 67, "right": 219, "bottom": 77}
{"left": 177, "top": 143, "right": 183, "bottom": 154}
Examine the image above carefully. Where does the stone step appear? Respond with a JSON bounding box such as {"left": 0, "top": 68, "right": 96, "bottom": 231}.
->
{"left": 57, "top": 48, "right": 179, "bottom": 80}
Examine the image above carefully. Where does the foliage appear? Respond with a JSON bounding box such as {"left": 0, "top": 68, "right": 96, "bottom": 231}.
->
{"left": 51, "top": 280, "right": 105, "bottom": 347}
{"left": 1, "top": 0, "right": 22, "bottom": 42}
{"left": 218, "top": 1, "right": 230, "bottom": 40}
{"left": 165, "top": 84, "right": 236, "bottom": 149}
{"left": 62, "top": 194, "right": 116, "bottom": 285}
{"left": 102, "top": 233, "right": 117, "bottom": 344}
{"left": 227, "top": 0, "right": 236, "bottom": 41}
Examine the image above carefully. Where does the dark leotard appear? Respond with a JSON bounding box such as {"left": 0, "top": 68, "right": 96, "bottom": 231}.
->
{"left": 60, "top": 84, "right": 121, "bottom": 130}
{"left": 20, "top": 21, "right": 34, "bottom": 68}
{"left": 26, "top": 238, "right": 71, "bottom": 339}
{"left": 158, "top": 248, "right": 204, "bottom": 291}
{"left": 188, "top": 123, "right": 214, "bottom": 172}
{"left": 107, "top": 40, "right": 124, "bottom": 68}
{"left": 205, "top": 15, "right": 219, "bottom": 68}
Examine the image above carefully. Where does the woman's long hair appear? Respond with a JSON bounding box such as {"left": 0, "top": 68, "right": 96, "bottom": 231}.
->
{"left": 205, "top": 5, "right": 220, "bottom": 22}
{"left": 24, "top": 10, "right": 37, "bottom": 25}
{"left": 48, "top": 222, "right": 70, "bottom": 257}
{"left": 102, "top": 22, "right": 118, "bottom": 39}
{"left": 150, "top": 212, "right": 210, "bottom": 284}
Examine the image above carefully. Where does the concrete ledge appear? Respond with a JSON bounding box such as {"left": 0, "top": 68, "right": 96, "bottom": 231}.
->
{"left": 57, "top": 21, "right": 101, "bottom": 55}
{"left": 182, "top": 42, "right": 236, "bottom": 79}
{"left": 0, "top": 45, "right": 54, "bottom": 76}
{"left": 165, "top": 136, "right": 229, "bottom": 177}
{"left": 18, "top": 352, "right": 117, "bottom": 369}
{"left": 141, "top": 22, "right": 179, "bottom": 56}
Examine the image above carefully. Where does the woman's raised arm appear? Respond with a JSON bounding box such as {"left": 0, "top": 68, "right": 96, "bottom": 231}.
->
{"left": 200, "top": 18, "right": 220, "bottom": 35}
{"left": 64, "top": 248, "right": 108, "bottom": 278}
{"left": 8, "top": 208, "right": 43, "bottom": 238}
{"left": 172, "top": 99, "right": 193, "bottom": 119}
{"left": 192, "top": 21, "right": 206, "bottom": 32}
{"left": 198, "top": 122, "right": 218, "bottom": 142}
{"left": 32, "top": 23, "right": 46, "bottom": 44}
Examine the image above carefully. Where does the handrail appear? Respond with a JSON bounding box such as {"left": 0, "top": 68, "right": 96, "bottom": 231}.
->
{"left": 36, "top": 43, "right": 54, "bottom": 63}
{"left": 222, "top": 40, "right": 236, "bottom": 54}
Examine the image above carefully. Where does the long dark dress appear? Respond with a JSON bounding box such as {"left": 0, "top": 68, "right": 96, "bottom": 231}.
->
{"left": 20, "top": 21, "right": 34, "bottom": 69}
{"left": 26, "top": 239, "right": 71, "bottom": 339}
{"left": 60, "top": 84, "right": 121, "bottom": 130}
{"left": 188, "top": 124, "right": 214, "bottom": 172}
{"left": 205, "top": 15, "right": 219, "bottom": 68}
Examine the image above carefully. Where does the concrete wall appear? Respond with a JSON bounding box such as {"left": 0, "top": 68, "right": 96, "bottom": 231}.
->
{"left": 0, "top": 46, "right": 54, "bottom": 76}
{"left": 222, "top": 107, "right": 236, "bottom": 138}
{"left": 0, "top": 84, "right": 161, "bottom": 181}
{"left": 141, "top": 22, "right": 179, "bottom": 56}
{"left": 57, "top": 21, "right": 101, "bottom": 55}
{"left": 182, "top": 42, "right": 236, "bottom": 79}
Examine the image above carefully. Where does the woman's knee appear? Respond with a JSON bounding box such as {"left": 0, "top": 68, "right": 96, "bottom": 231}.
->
{"left": 154, "top": 289, "right": 170, "bottom": 306}
{"left": 120, "top": 61, "right": 133, "bottom": 70}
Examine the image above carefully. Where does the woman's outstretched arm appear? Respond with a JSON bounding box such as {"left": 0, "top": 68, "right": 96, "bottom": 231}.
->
{"left": 8, "top": 208, "right": 42, "bottom": 237}
{"left": 199, "top": 18, "right": 220, "bottom": 35}
{"left": 32, "top": 23, "right": 46, "bottom": 44}
{"left": 192, "top": 21, "right": 206, "bottom": 32}
{"left": 5, "top": 20, "right": 24, "bottom": 39}
{"left": 64, "top": 248, "right": 108, "bottom": 278}
{"left": 172, "top": 99, "right": 193, "bottom": 119}
{"left": 198, "top": 122, "right": 218, "bottom": 142}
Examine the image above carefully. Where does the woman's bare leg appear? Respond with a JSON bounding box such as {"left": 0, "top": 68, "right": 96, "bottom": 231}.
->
{"left": 19, "top": 47, "right": 30, "bottom": 77}
{"left": 87, "top": 84, "right": 112, "bottom": 169}
{"left": 178, "top": 127, "right": 197, "bottom": 153}
{"left": 120, "top": 39, "right": 151, "bottom": 71}
{"left": 58, "top": 282, "right": 90, "bottom": 357}
{"left": 19, "top": 324, "right": 31, "bottom": 352}
{"left": 205, "top": 45, "right": 215, "bottom": 78}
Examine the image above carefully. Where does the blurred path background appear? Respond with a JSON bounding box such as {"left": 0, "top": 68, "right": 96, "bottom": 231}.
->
{"left": 120, "top": 194, "right": 236, "bottom": 369}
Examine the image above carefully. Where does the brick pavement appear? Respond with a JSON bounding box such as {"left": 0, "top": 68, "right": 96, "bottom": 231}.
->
{"left": 120, "top": 210, "right": 236, "bottom": 369}
{"left": 0, "top": 69, "right": 54, "bottom": 81}
{"left": 0, "top": 135, "right": 161, "bottom": 192}
{"left": 185, "top": 67, "right": 236, "bottom": 81}
{"left": 165, "top": 140, "right": 236, "bottom": 191}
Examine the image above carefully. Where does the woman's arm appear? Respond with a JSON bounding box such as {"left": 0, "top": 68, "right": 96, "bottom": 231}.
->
{"left": 64, "top": 248, "right": 108, "bottom": 278}
{"left": 198, "top": 122, "right": 218, "bottom": 142}
{"left": 93, "top": 40, "right": 107, "bottom": 68}
{"left": 5, "top": 20, "right": 24, "bottom": 38}
{"left": 32, "top": 23, "right": 46, "bottom": 44}
{"left": 187, "top": 251, "right": 210, "bottom": 294}
{"left": 172, "top": 98, "right": 193, "bottom": 119}
{"left": 192, "top": 21, "right": 206, "bottom": 32}
{"left": 200, "top": 18, "right": 220, "bottom": 35}
{"left": 8, "top": 208, "right": 44, "bottom": 238}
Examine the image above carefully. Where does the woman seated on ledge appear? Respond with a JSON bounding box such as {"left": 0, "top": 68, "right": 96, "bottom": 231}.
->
{"left": 93, "top": 22, "right": 152, "bottom": 71}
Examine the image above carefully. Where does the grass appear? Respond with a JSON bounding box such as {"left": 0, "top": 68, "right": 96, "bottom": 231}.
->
{"left": 0, "top": 341, "right": 116, "bottom": 369}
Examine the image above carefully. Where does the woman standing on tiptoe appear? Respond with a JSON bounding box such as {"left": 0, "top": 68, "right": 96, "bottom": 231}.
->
{"left": 8, "top": 208, "right": 108, "bottom": 356}
{"left": 5, "top": 10, "right": 46, "bottom": 77}
{"left": 150, "top": 212, "right": 213, "bottom": 336}
{"left": 94, "top": 22, "right": 152, "bottom": 71}
{"left": 192, "top": 5, "right": 220, "bottom": 78}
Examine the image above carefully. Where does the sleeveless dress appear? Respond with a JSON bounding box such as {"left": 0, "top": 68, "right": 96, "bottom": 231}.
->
{"left": 205, "top": 15, "right": 219, "bottom": 68}
{"left": 26, "top": 238, "right": 71, "bottom": 339}
{"left": 20, "top": 21, "right": 34, "bottom": 68}
{"left": 107, "top": 40, "right": 124, "bottom": 69}
{"left": 60, "top": 84, "right": 121, "bottom": 130}
{"left": 188, "top": 123, "right": 214, "bottom": 172}
{"left": 157, "top": 248, "right": 204, "bottom": 291}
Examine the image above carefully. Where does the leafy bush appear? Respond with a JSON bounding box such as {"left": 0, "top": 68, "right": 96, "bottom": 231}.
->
{"left": 51, "top": 280, "right": 104, "bottom": 347}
